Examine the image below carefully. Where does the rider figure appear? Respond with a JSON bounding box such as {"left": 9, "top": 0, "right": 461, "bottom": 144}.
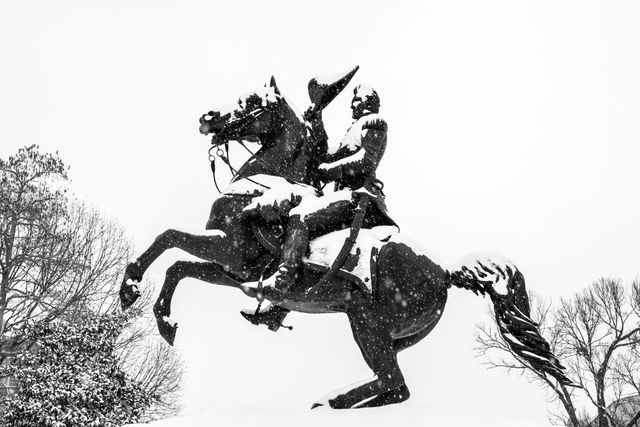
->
{"left": 242, "top": 84, "right": 395, "bottom": 329}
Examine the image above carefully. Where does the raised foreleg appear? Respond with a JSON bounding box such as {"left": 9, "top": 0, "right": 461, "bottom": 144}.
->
{"left": 153, "top": 261, "right": 241, "bottom": 345}
{"left": 120, "top": 229, "right": 254, "bottom": 309}
{"left": 130, "top": 229, "right": 242, "bottom": 278}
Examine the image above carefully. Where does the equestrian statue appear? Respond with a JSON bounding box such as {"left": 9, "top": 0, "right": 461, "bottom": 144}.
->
{"left": 119, "top": 67, "right": 574, "bottom": 409}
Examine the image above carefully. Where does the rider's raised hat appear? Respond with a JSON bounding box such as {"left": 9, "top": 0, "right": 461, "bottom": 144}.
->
{"left": 307, "top": 65, "right": 360, "bottom": 112}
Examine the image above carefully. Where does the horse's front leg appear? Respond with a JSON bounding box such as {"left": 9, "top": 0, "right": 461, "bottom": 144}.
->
{"left": 153, "top": 261, "right": 242, "bottom": 345}
{"left": 120, "top": 228, "right": 248, "bottom": 309}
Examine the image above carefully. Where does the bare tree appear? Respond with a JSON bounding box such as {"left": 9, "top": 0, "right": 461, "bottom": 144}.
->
{"left": 117, "top": 286, "right": 184, "bottom": 420}
{"left": 1, "top": 145, "right": 183, "bottom": 419}
{"left": 0, "top": 146, "right": 129, "bottom": 360}
{"left": 1, "top": 144, "right": 70, "bottom": 357}
{"left": 475, "top": 278, "right": 640, "bottom": 427}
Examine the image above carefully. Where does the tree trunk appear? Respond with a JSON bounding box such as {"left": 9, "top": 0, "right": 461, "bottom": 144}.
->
{"left": 0, "top": 217, "right": 18, "bottom": 363}
{"left": 596, "top": 373, "right": 610, "bottom": 427}
{"left": 556, "top": 384, "right": 580, "bottom": 427}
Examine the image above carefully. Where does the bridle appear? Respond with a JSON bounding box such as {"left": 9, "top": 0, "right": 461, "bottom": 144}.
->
{"left": 208, "top": 140, "right": 273, "bottom": 193}
{"left": 207, "top": 100, "right": 293, "bottom": 193}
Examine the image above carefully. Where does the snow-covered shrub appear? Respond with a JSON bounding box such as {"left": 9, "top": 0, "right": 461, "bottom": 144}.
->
{"left": 0, "top": 313, "right": 154, "bottom": 427}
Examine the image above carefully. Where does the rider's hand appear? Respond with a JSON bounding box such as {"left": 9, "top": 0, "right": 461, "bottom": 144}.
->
{"left": 303, "top": 105, "right": 318, "bottom": 122}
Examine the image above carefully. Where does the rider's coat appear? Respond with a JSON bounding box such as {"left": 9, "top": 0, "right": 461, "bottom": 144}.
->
{"left": 318, "top": 113, "right": 395, "bottom": 228}
{"left": 236, "top": 112, "right": 395, "bottom": 229}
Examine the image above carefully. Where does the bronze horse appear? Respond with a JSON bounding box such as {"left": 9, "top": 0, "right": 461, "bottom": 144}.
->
{"left": 119, "top": 77, "right": 573, "bottom": 409}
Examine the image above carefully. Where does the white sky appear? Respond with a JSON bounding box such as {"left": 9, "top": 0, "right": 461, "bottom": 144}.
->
{"left": 1, "top": 1, "right": 639, "bottom": 425}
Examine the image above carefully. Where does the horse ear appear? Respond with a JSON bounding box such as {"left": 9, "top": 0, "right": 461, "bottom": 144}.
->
{"left": 269, "top": 76, "right": 281, "bottom": 95}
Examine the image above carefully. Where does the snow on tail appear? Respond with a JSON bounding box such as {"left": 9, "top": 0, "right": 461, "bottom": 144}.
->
{"left": 446, "top": 253, "right": 576, "bottom": 386}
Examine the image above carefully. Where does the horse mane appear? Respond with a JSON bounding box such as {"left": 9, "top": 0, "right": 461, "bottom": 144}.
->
{"left": 226, "top": 84, "right": 320, "bottom": 186}
{"left": 279, "top": 96, "right": 324, "bottom": 187}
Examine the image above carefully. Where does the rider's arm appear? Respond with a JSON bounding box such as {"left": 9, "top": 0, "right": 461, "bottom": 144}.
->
{"left": 318, "top": 119, "right": 387, "bottom": 182}
{"left": 307, "top": 112, "right": 329, "bottom": 161}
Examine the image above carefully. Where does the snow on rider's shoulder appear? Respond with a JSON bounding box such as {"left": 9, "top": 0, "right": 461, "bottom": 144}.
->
{"left": 360, "top": 113, "right": 383, "bottom": 128}
{"left": 329, "top": 113, "right": 384, "bottom": 154}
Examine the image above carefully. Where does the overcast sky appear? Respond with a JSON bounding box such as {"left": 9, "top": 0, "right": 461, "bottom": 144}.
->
{"left": 1, "top": 1, "right": 639, "bottom": 425}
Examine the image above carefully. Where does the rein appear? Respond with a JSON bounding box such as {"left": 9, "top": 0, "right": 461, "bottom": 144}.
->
{"left": 207, "top": 103, "right": 299, "bottom": 193}
{"left": 209, "top": 143, "right": 271, "bottom": 193}
{"left": 207, "top": 104, "right": 274, "bottom": 192}
{"left": 236, "top": 140, "right": 297, "bottom": 186}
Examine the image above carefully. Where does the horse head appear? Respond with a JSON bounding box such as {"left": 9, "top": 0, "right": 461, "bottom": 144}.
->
{"left": 199, "top": 77, "right": 293, "bottom": 146}
{"left": 199, "top": 77, "right": 316, "bottom": 185}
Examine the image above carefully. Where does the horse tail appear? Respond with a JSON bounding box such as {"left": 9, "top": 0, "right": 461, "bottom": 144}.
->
{"left": 445, "top": 254, "right": 575, "bottom": 386}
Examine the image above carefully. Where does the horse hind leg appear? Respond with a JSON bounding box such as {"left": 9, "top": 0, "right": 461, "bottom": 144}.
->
{"left": 343, "top": 327, "right": 441, "bottom": 409}
{"left": 355, "top": 384, "right": 410, "bottom": 408}
{"left": 312, "top": 311, "right": 407, "bottom": 409}
{"left": 153, "top": 261, "right": 241, "bottom": 345}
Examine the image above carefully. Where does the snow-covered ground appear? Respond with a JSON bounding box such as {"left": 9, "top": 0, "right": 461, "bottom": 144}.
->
{"left": 125, "top": 404, "right": 554, "bottom": 427}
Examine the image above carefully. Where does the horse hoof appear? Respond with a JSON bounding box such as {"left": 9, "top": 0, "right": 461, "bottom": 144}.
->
{"left": 156, "top": 316, "right": 178, "bottom": 346}
{"left": 125, "top": 262, "right": 143, "bottom": 282}
{"left": 119, "top": 280, "right": 141, "bottom": 310}
{"left": 120, "top": 262, "right": 143, "bottom": 310}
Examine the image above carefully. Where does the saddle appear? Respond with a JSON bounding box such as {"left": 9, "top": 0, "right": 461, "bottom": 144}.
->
{"left": 223, "top": 176, "right": 399, "bottom": 293}
{"left": 252, "top": 224, "right": 399, "bottom": 294}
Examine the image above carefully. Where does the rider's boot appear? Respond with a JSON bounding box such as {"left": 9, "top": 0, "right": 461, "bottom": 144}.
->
{"left": 240, "top": 304, "right": 291, "bottom": 332}
{"left": 271, "top": 215, "right": 308, "bottom": 294}
{"left": 239, "top": 217, "right": 306, "bottom": 330}
{"left": 240, "top": 215, "right": 308, "bottom": 301}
